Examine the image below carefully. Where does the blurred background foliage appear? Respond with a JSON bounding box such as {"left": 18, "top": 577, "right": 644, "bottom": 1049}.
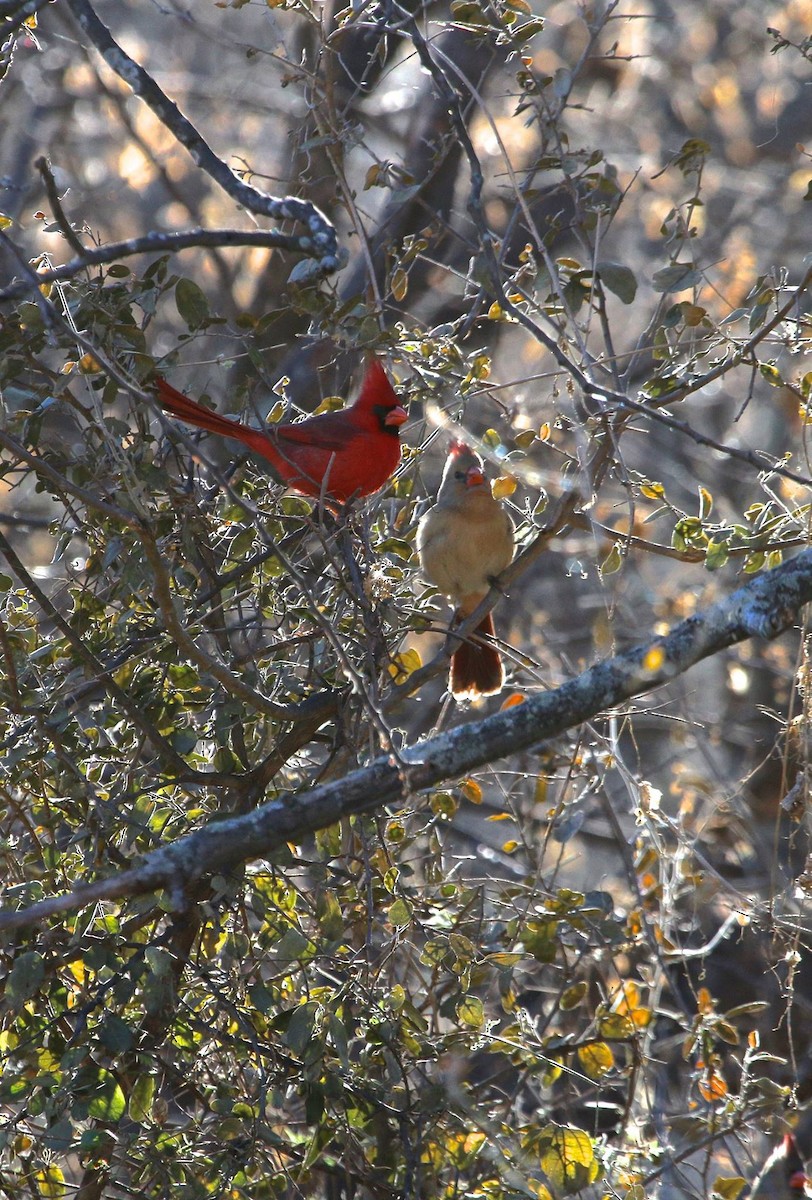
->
{"left": 0, "top": 0, "right": 811, "bottom": 1196}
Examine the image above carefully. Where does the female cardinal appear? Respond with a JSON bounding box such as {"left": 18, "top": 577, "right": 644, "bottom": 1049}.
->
{"left": 154, "top": 356, "right": 407, "bottom": 506}
{"left": 417, "top": 442, "right": 515, "bottom": 699}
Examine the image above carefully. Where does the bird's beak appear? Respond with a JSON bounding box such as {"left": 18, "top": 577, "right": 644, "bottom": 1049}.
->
{"left": 465, "top": 468, "right": 487, "bottom": 488}
{"left": 385, "top": 405, "right": 408, "bottom": 428}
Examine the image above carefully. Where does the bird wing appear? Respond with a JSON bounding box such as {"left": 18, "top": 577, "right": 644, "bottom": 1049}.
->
{"left": 273, "top": 412, "right": 359, "bottom": 452}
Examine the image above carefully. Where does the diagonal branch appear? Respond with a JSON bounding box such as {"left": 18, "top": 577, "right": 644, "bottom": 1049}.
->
{"left": 0, "top": 227, "right": 342, "bottom": 306}
{"left": 62, "top": 0, "right": 341, "bottom": 275}
{"left": 3, "top": 546, "right": 811, "bottom": 932}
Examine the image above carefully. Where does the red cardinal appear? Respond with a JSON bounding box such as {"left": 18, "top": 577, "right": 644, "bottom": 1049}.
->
{"left": 750, "top": 1134, "right": 811, "bottom": 1197}
{"left": 417, "top": 442, "right": 515, "bottom": 699}
{"left": 155, "top": 356, "right": 407, "bottom": 506}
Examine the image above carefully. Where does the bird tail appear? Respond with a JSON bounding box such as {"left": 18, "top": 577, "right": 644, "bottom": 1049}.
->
{"left": 155, "top": 377, "right": 245, "bottom": 441}
{"left": 450, "top": 610, "right": 504, "bottom": 698}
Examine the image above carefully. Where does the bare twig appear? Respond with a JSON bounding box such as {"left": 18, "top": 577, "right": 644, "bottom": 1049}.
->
{"left": 34, "top": 156, "right": 86, "bottom": 257}
{"left": 62, "top": 0, "right": 341, "bottom": 275}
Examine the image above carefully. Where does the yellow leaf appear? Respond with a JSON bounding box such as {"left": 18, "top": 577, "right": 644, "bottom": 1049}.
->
{"left": 391, "top": 267, "right": 408, "bottom": 302}
{"left": 388, "top": 647, "right": 422, "bottom": 683}
{"left": 502, "top": 839, "right": 519, "bottom": 853}
{"left": 598, "top": 1013, "right": 634, "bottom": 1039}
{"left": 711, "top": 1175, "right": 746, "bottom": 1200}
{"left": 537, "top": 1124, "right": 600, "bottom": 1191}
{"left": 78, "top": 354, "right": 102, "bottom": 374}
{"left": 457, "top": 995, "right": 485, "bottom": 1028}
{"left": 66, "top": 959, "right": 85, "bottom": 986}
{"left": 578, "top": 1041, "right": 615, "bottom": 1079}
{"left": 0, "top": 212, "right": 12, "bottom": 230}
{"left": 312, "top": 395, "right": 344, "bottom": 415}
{"left": 459, "top": 778, "right": 483, "bottom": 804}
{"left": 35, "top": 1166, "right": 65, "bottom": 1199}
{"left": 492, "top": 474, "right": 517, "bottom": 499}
{"left": 560, "top": 981, "right": 588, "bottom": 1010}
{"left": 640, "top": 480, "right": 665, "bottom": 499}
{"left": 698, "top": 486, "right": 713, "bottom": 519}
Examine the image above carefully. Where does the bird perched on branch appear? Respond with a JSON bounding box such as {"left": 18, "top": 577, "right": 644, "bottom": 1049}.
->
{"left": 750, "top": 1133, "right": 811, "bottom": 1197}
{"left": 154, "top": 355, "right": 407, "bottom": 507}
{"left": 417, "top": 441, "right": 515, "bottom": 699}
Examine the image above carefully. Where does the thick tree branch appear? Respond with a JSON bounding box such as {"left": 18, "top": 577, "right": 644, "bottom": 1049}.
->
{"left": 2, "top": 548, "right": 811, "bottom": 933}
{"left": 0, "top": 227, "right": 339, "bottom": 305}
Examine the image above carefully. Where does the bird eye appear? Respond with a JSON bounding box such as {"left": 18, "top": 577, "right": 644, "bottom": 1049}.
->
{"left": 454, "top": 470, "right": 467, "bottom": 480}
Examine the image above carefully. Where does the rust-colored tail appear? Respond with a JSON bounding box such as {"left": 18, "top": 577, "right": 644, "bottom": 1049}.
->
{"left": 450, "top": 610, "right": 504, "bottom": 699}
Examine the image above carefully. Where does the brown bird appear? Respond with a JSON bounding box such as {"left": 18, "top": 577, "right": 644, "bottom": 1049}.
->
{"left": 417, "top": 441, "right": 515, "bottom": 698}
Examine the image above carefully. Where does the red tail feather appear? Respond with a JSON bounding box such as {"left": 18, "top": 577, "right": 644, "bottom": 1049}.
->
{"left": 450, "top": 610, "right": 504, "bottom": 698}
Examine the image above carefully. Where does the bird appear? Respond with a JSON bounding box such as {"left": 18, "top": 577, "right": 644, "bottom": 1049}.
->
{"left": 417, "top": 441, "right": 515, "bottom": 699}
{"left": 750, "top": 1133, "right": 811, "bottom": 1197}
{"left": 154, "top": 355, "right": 408, "bottom": 507}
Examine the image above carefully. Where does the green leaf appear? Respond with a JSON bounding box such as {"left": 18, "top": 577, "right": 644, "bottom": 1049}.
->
{"left": 85, "top": 1068, "right": 126, "bottom": 1121}
{"left": 704, "top": 540, "right": 730, "bottom": 570}
{"left": 596, "top": 261, "right": 637, "bottom": 304}
{"left": 457, "top": 995, "right": 485, "bottom": 1028}
{"left": 6, "top": 950, "right": 45, "bottom": 1005}
{"left": 175, "top": 277, "right": 210, "bottom": 329}
{"left": 652, "top": 263, "right": 701, "bottom": 293}
{"left": 599, "top": 542, "right": 623, "bottom": 577}
{"left": 514, "top": 16, "right": 545, "bottom": 41}
{"left": 388, "top": 898, "right": 412, "bottom": 927}
{"left": 99, "top": 1013, "right": 135, "bottom": 1054}
{"left": 128, "top": 1073, "right": 156, "bottom": 1124}
{"left": 560, "top": 982, "right": 588, "bottom": 1010}
{"left": 285, "top": 1001, "right": 320, "bottom": 1054}
{"left": 759, "top": 361, "right": 783, "bottom": 387}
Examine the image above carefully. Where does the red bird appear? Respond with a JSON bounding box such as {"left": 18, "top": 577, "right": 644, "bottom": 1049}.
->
{"left": 750, "top": 1134, "right": 811, "bottom": 1197}
{"left": 417, "top": 442, "right": 515, "bottom": 699}
{"left": 155, "top": 356, "right": 407, "bottom": 506}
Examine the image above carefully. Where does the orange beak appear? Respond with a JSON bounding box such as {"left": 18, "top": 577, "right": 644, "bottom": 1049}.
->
{"left": 384, "top": 405, "right": 408, "bottom": 428}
